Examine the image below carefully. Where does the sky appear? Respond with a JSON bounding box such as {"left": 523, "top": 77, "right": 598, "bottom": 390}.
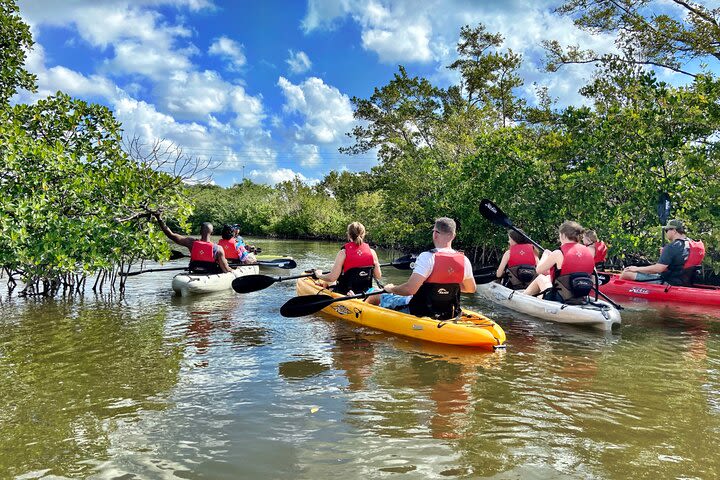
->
{"left": 12, "top": 0, "right": 712, "bottom": 186}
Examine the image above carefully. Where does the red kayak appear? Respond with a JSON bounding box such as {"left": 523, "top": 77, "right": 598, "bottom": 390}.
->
{"left": 599, "top": 273, "right": 720, "bottom": 306}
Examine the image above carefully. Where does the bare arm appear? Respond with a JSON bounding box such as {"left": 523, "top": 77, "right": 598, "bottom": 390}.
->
{"left": 461, "top": 276, "right": 477, "bottom": 294}
{"left": 214, "top": 247, "right": 232, "bottom": 273}
{"left": 372, "top": 250, "right": 382, "bottom": 280}
{"left": 496, "top": 250, "right": 510, "bottom": 278}
{"left": 154, "top": 214, "right": 194, "bottom": 249}
{"left": 625, "top": 263, "right": 668, "bottom": 274}
{"left": 385, "top": 272, "right": 426, "bottom": 296}
{"left": 535, "top": 249, "right": 561, "bottom": 275}
{"left": 317, "top": 250, "right": 345, "bottom": 282}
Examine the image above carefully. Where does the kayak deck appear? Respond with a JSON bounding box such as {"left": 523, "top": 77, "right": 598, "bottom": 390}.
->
{"left": 477, "top": 282, "right": 621, "bottom": 331}
{"left": 599, "top": 273, "right": 720, "bottom": 306}
{"left": 172, "top": 265, "right": 259, "bottom": 296}
{"left": 295, "top": 278, "right": 506, "bottom": 350}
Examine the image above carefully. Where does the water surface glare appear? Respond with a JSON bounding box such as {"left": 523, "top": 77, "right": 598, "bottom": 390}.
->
{"left": 1, "top": 238, "right": 719, "bottom": 479}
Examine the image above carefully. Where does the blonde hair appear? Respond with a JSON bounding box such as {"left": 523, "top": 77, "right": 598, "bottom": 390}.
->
{"left": 559, "top": 221, "right": 584, "bottom": 242}
{"left": 347, "top": 222, "right": 366, "bottom": 246}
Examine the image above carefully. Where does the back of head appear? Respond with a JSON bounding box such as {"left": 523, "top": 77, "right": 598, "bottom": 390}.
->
{"left": 347, "top": 222, "right": 366, "bottom": 246}
{"left": 508, "top": 229, "right": 527, "bottom": 244}
{"left": 434, "top": 217, "right": 456, "bottom": 236}
{"left": 200, "top": 222, "right": 213, "bottom": 237}
{"left": 584, "top": 229, "right": 599, "bottom": 243}
{"left": 220, "top": 224, "right": 233, "bottom": 240}
{"left": 559, "top": 221, "right": 584, "bottom": 243}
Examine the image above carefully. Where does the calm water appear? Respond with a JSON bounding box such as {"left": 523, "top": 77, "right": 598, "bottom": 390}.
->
{"left": 1, "top": 238, "right": 719, "bottom": 479}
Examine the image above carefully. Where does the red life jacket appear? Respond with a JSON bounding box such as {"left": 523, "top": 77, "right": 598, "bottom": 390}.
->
{"left": 342, "top": 242, "right": 374, "bottom": 271}
{"left": 593, "top": 241, "right": 607, "bottom": 263}
{"left": 549, "top": 243, "right": 595, "bottom": 304}
{"left": 218, "top": 238, "right": 239, "bottom": 260}
{"left": 408, "top": 250, "right": 466, "bottom": 320}
{"left": 551, "top": 243, "right": 595, "bottom": 282}
{"left": 505, "top": 243, "right": 537, "bottom": 289}
{"left": 189, "top": 240, "right": 220, "bottom": 273}
{"left": 190, "top": 241, "right": 215, "bottom": 262}
{"left": 679, "top": 239, "right": 705, "bottom": 285}
{"left": 683, "top": 239, "right": 705, "bottom": 268}
{"left": 508, "top": 244, "right": 536, "bottom": 267}
{"left": 335, "top": 242, "right": 375, "bottom": 294}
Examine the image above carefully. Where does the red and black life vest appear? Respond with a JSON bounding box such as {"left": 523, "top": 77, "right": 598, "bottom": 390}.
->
{"left": 593, "top": 241, "right": 608, "bottom": 270}
{"left": 408, "top": 250, "right": 466, "bottom": 320}
{"left": 189, "top": 240, "right": 220, "bottom": 273}
{"left": 505, "top": 243, "right": 537, "bottom": 289}
{"left": 549, "top": 243, "right": 595, "bottom": 304}
{"left": 680, "top": 239, "right": 705, "bottom": 285}
{"left": 335, "top": 242, "right": 375, "bottom": 294}
{"left": 218, "top": 238, "right": 239, "bottom": 260}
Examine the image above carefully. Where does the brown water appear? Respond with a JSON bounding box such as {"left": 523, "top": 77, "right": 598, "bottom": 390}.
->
{"left": 1, "top": 238, "right": 719, "bottom": 479}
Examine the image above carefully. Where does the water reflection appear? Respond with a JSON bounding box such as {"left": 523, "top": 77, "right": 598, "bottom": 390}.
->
{"left": 0, "top": 300, "right": 182, "bottom": 478}
{"left": 1, "top": 237, "right": 719, "bottom": 479}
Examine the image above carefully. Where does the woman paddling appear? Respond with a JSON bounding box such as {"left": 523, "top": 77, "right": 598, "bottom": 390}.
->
{"left": 313, "top": 222, "right": 382, "bottom": 295}
{"left": 495, "top": 229, "right": 539, "bottom": 290}
{"left": 523, "top": 221, "right": 595, "bottom": 304}
{"left": 582, "top": 229, "right": 608, "bottom": 271}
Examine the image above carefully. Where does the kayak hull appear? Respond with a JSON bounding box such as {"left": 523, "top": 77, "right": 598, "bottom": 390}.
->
{"left": 295, "top": 278, "right": 506, "bottom": 350}
{"left": 172, "top": 265, "right": 259, "bottom": 296}
{"left": 599, "top": 273, "right": 720, "bottom": 306}
{"left": 477, "top": 282, "right": 621, "bottom": 331}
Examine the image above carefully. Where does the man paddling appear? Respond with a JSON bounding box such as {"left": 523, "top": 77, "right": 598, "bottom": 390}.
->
{"left": 367, "top": 217, "right": 476, "bottom": 319}
{"left": 154, "top": 214, "right": 233, "bottom": 273}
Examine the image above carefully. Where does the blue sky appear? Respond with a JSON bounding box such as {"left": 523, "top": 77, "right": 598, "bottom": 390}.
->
{"left": 14, "top": 0, "right": 714, "bottom": 186}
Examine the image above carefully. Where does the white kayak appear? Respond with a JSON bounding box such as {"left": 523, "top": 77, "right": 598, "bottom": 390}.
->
{"left": 477, "top": 281, "right": 621, "bottom": 331}
{"left": 172, "top": 265, "right": 259, "bottom": 297}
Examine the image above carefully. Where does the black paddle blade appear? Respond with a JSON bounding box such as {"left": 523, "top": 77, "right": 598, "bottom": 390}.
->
{"left": 474, "top": 272, "right": 498, "bottom": 285}
{"left": 280, "top": 294, "right": 335, "bottom": 317}
{"left": 169, "top": 249, "right": 188, "bottom": 260}
{"left": 479, "top": 199, "right": 513, "bottom": 228}
{"left": 391, "top": 254, "right": 417, "bottom": 270}
{"left": 232, "top": 274, "right": 278, "bottom": 294}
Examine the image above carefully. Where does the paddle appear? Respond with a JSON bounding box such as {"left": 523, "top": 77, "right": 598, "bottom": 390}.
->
{"left": 479, "top": 199, "right": 624, "bottom": 310}
{"left": 280, "top": 290, "right": 385, "bottom": 318}
{"left": 232, "top": 254, "right": 417, "bottom": 294}
{"left": 121, "top": 266, "right": 189, "bottom": 277}
{"left": 253, "top": 258, "right": 297, "bottom": 269}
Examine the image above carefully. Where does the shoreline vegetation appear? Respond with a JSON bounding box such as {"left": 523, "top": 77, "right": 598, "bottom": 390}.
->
{"left": 2, "top": 0, "right": 719, "bottom": 296}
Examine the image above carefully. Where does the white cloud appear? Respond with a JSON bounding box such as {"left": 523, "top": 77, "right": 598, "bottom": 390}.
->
{"left": 209, "top": 36, "right": 246, "bottom": 70}
{"left": 248, "top": 167, "right": 317, "bottom": 185}
{"left": 277, "top": 76, "right": 354, "bottom": 144}
{"left": 294, "top": 144, "right": 322, "bottom": 167}
{"left": 286, "top": 50, "right": 312, "bottom": 74}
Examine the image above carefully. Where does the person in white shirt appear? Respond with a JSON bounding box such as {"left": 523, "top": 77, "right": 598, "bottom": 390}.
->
{"left": 367, "top": 217, "right": 475, "bottom": 319}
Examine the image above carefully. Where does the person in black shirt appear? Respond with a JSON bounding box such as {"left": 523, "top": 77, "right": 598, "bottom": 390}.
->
{"left": 620, "top": 219, "right": 688, "bottom": 284}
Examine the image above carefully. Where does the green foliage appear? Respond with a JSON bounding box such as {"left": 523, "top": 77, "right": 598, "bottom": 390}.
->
{"left": 0, "top": 0, "right": 36, "bottom": 103}
{"left": 0, "top": 1, "right": 192, "bottom": 295}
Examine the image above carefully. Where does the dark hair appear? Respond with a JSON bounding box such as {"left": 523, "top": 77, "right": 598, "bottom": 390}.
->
{"left": 200, "top": 222, "right": 213, "bottom": 236}
{"left": 508, "top": 229, "right": 527, "bottom": 244}
{"left": 220, "top": 224, "right": 233, "bottom": 240}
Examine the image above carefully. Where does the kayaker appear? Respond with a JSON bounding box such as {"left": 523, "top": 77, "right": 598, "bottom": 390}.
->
{"left": 154, "top": 214, "right": 233, "bottom": 273}
{"left": 583, "top": 229, "right": 608, "bottom": 270}
{"left": 231, "top": 224, "right": 246, "bottom": 247}
{"left": 366, "top": 217, "right": 476, "bottom": 320}
{"left": 523, "top": 221, "right": 595, "bottom": 304}
{"left": 313, "top": 222, "right": 382, "bottom": 295}
{"left": 619, "top": 219, "right": 705, "bottom": 285}
{"left": 218, "top": 225, "right": 257, "bottom": 264}
{"left": 495, "top": 229, "right": 539, "bottom": 289}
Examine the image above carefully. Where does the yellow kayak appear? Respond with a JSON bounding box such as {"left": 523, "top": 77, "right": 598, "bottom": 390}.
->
{"left": 295, "top": 278, "right": 506, "bottom": 350}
